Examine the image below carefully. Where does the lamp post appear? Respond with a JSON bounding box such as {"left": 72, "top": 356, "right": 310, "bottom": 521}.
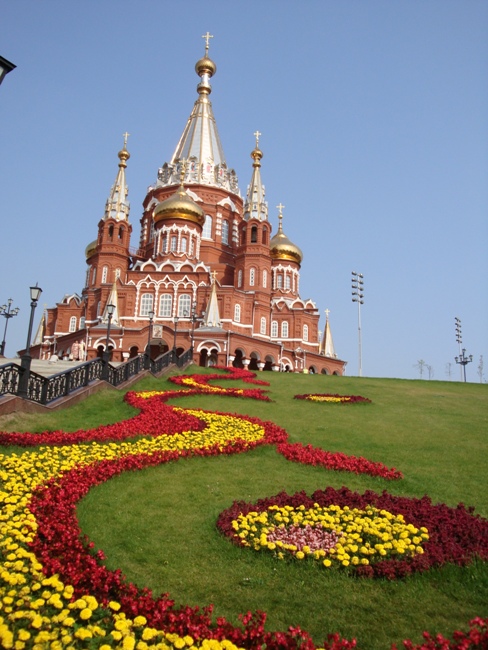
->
{"left": 455, "top": 348, "right": 473, "bottom": 383}
{"left": 0, "top": 299, "right": 20, "bottom": 356}
{"left": 351, "top": 271, "right": 364, "bottom": 377}
{"left": 18, "top": 284, "right": 42, "bottom": 398}
{"left": 0, "top": 56, "right": 16, "bottom": 87}
{"left": 455, "top": 317, "right": 463, "bottom": 381}
{"left": 190, "top": 307, "right": 197, "bottom": 350}
{"left": 173, "top": 316, "right": 179, "bottom": 362}
{"left": 145, "top": 310, "right": 154, "bottom": 369}
{"left": 102, "top": 303, "right": 115, "bottom": 380}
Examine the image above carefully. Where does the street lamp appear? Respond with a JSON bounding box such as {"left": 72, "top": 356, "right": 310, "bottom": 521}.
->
{"left": 455, "top": 348, "right": 473, "bottom": 383}
{"left": 102, "top": 303, "right": 116, "bottom": 380}
{"left": 18, "top": 284, "right": 42, "bottom": 398}
{"left": 145, "top": 310, "right": 154, "bottom": 369}
{"left": 190, "top": 305, "right": 197, "bottom": 350}
{"left": 173, "top": 316, "right": 179, "bottom": 361}
{"left": 0, "top": 56, "right": 16, "bottom": 87}
{"left": 351, "top": 271, "right": 364, "bottom": 377}
{"left": 455, "top": 317, "right": 463, "bottom": 381}
{"left": 0, "top": 299, "right": 20, "bottom": 356}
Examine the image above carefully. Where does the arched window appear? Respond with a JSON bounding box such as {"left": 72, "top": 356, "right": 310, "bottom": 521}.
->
{"left": 181, "top": 237, "right": 188, "bottom": 253}
{"left": 262, "top": 269, "right": 267, "bottom": 288}
{"left": 271, "top": 320, "right": 278, "bottom": 338}
{"left": 285, "top": 274, "right": 291, "bottom": 290}
{"left": 277, "top": 274, "right": 283, "bottom": 289}
{"left": 162, "top": 233, "right": 167, "bottom": 253}
{"left": 250, "top": 268, "right": 255, "bottom": 286}
{"left": 260, "top": 316, "right": 266, "bottom": 335}
{"left": 178, "top": 294, "right": 191, "bottom": 317}
{"left": 240, "top": 228, "right": 246, "bottom": 246}
{"left": 203, "top": 215, "right": 213, "bottom": 239}
{"left": 118, "top": 226, "right": 124, "bottom": 240}
{"left": 262, "top": 227, "right": 268, "bottom": 245}
{"left": 237, "top": 269, "right": 243, "bottom": 288}
{"left": 170, "top": 235, "right": 177, "bottom": 251}
{"left": 115, "top": 268, "right": 121, "bottom": 280}
{"left": 80, "top": 316, "right": 86, "bottom": 330}
{"left": 281, "top": 321, "right": 289, "bottom": 338}
{"left": 101, "top": 266, "right": 108, "bottom": 284}
{"left": 251, "top": 226, "right": 258, "bottom": 243}
{"left": 234, "top": 303, "right": 241, "bottom": 323}
{"left": 69, "top": 316, "right": 77, "bottom": 333}
{"left": 303, "top": 324, "right": 309, "bottom": 342}
{"left": 108, "top": 225, "right": 114, "bottom": 240}
{"left": 92, "top": 267, "right": 97, "bottom": 285}
{"left": 85, "top": 267, "right": 90, "bottom": 288}
{"left": 140, "top": 293, "right": 154, "bottom": 316}
{"left": 159, "top": 294, "right": 173, "bottom": 317}
{"left": 222, "top": 220, "right": 229, "bottom": 245}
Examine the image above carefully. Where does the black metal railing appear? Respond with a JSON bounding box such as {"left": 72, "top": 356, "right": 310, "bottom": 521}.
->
{"left": 0, "top": 347, "right": 193, "bottom": 406}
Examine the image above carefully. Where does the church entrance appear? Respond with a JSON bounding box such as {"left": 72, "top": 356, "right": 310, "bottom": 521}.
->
{"left": 232, "top": 349, "right": 244, "bottom": 368}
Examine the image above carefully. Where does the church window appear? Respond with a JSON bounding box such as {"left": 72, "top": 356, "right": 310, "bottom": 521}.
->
{"left": 222, "top": 220, "right": 229, "bottom": 245}
{"left": 203, "top": 215, "right": 213, "bottom": 239}
{"left": 303, "top": 324, "right": 309, "bottom": 342}
{"left": 178, "top": 294, "right": 191, "bottom": 317}
{"left": 102, "top": 266, "right": 108, "bottom": 284}
{"left": 181, "top": 237, "right": 188, "bottom": 253}
{"left": 140, "top": 293, "right": 154, "bottom": 316}
{"left": 250, "top": 268, "right": 255, "bottom": 286}
{"left": 262, "top": 269, "right": 267, "bottom": 288}
{"left": 108, "top": 225, "right": 114, "bottom": 240}
{"left": 237, "top": 269, "right": 243, "bottom": 287}
{"left": 92, "top": 267, "right": 97, "bottom": 285}
{"left": 240, "top": 228, "right": 246, "bottom": 246}
{"left": 159, "top": 294, "right": 172, "bottom": 317}
{"left": 271, "top": 320, "right": 278, "bottom": 338}
{"left": 162, "top": 233, "right": 167, "bottom": 253}
{"left": 262, "top": 228, "right": 268, "bottom": 245}
{"left": 97, "top": 301, "right": 101, "bottom": 318}
{"left": 118, "top": 226, "right": 124, "bottom": 240}
{"left": 80, "top": 316, "right": 85, "bottom": 329}
{"left": 170, "top": 236, "right": 177, "bottom": 251}
{"left": 281, "top": 321, "right": 289, "bottom": 338}
{"left": 260, "top": 317, "right": 266, "bottom": 335}
{"left": 251, "top": 226, "right": 257, "bottom": 243}
{"left": 189, "top": 237, "right": 194, "bottom": 256}
{"left": 85, "top": 267, "right": 90, "bottom": 287}
{"left": 69, "top": 316, "right": 77, "bottom": 333}
{"left": 277, "top": 274, "right": 283, "bottom": 289}
{"left": 285, "top": 274, "right": 291, "bottom": 290}
{"left": 115, "top": 268, "right": 121, "bottom": 280}
{"left": 234, "top": 303, "right": 241, "bottom": 323}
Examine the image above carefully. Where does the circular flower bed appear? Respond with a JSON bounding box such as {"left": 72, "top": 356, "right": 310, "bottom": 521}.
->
{"left": 217, "top": 486, "right": 488, "bottom": 579}
{"left": 294, "top": 393, "right": 372, "bottom": 404}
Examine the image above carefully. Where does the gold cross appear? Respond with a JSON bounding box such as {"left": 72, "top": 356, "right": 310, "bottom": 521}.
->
{"left": 122, "top": 132, "right": 130, "bottom": 147}
{"left": 202, "top": 32, "right": 214, "bottom": 55}
{"left": 276, "top": 203, "right": 285, "bottom": 215}
{"left": 325, "top": 309, "right": 330, "bottom": 319}
{"left": 254, "top": 130, "right": 262, "bottom": 147}
{"left": 211, "top": 270, "right": 218, "bottom": 283}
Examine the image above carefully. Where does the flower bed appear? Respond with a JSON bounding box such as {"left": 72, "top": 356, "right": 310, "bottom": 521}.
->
{"left": 0, "top": 367, "right": 485, "bottom": 649}
{"left": 294, "top": 393, "right": 371, "bottom": 404}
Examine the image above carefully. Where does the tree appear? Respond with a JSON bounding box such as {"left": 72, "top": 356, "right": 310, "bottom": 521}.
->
{"left": 445, "top": 362, "right": 453, "bottom": 380}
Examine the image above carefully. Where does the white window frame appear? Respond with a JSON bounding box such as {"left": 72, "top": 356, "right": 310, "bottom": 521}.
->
{"left": 140, "top": 293, "right": 154, "bottom": 316}
{"left": 234, "top": 303, "right": 241, "bottom": 323}
{"left": 260, "top": 316, "right": 266, "bottom": 335}
{"left": 271, "top": 320, "right": 278, "bottom": 338}
{"left": 159, "top": 294, "right": 173, "bottom": 317}
{"left": 178, "top": 294, "right": 191, "bottom": 317}
{"left": 69, "top": 316, "right": 77, "bottom": 333}
{"left": 203, "top": 215, "right": 213, "bottom": 239}
{"left": 281, "top": 321, "right": 289, "bottom": 338}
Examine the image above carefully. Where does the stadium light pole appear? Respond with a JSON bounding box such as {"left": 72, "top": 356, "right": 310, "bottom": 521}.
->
{"left": 351, "top": 271, "right": 364, "bottom": 377}
{"left": 454, "top": 317, "right": 463, "bottom": 381}
{"left": 455, "top": 348, "right": 473, "bottom": 383}
{"left": 0, "top": 299, "right": 20, "bottom": 357}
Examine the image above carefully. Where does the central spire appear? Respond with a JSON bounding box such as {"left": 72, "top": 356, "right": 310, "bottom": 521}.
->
{"left": 157, "top": 35, "right": 240, "bottom": 195}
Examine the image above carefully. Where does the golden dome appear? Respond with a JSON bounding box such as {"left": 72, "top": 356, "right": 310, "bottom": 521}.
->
{"left": 153, "top": 185, "right": 205, "bottom": 226}
{"left": 85, "top": 240, "right": 98, "bottom": 260}
{"left": 195, "top": 55, "right": 216, "bottom": 78}
{"left": 270, "top": 216, "right": 303, "bottom": 265}
{"left": 118, "top": 145, "right": 130, "bottom": 167}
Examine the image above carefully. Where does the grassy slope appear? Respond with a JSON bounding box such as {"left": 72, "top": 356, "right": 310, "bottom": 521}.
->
{"left": 1, "top": 368, "right": 487, "bottom": 648}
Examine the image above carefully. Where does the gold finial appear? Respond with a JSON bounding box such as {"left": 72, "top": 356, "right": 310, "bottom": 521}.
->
{"left": 202, "top": 32, "right": 214, "bottom": 56}
{"left": 122, "top": 132, "right": 130, "bottom": 147}
{"left": 254, "top": 130, "right": 262, "bottom": 147}
{"left": 276, "top": 203, "right": 285, "bottom": 215}
{"left": 325, "top": 308, "right": 330, "bottom": 319}
{"left": 211, "top": 270, "right": 218, "bottom": 283}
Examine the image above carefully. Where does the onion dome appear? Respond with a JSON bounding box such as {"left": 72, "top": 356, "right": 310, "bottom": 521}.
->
{"left": 153, "top": 180, "right": 205, "bottom": 226}
{"left": 270, "top": 208, "right": 303, "bottom": 265}
{"left": 85, "top": 240, "right": 97, "bottom": 259}
{"left": 195, "top": 55, "right": 216, "bottom": 78}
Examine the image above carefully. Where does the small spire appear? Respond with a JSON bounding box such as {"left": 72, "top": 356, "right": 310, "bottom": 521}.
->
{"left": 320, "top": 309, "right": 337, "bottom": 358}
{"left": 104, "top": 134, "right": 131, "bottom": 222}
{"left": 244, "top": 132, "right": 268, "bottom": 221}
{"left": 276, "top": 204, "right": 285, "bottom": 231}
{"left": 202, "top": 271, "right": 221, "bottom": 327}
{"left": 102, "top": 284, "right": 120, "bottom": 326}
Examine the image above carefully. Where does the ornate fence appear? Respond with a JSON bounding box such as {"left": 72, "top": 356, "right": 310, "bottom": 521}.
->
{"left": 0, "top": 348, "right": 191, "bottom": 406}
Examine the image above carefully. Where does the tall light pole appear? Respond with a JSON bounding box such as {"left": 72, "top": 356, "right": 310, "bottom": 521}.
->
{"left": 351, "top": 271, "right": 364, "bottom": 377}
{"left": 145, "top": 310, "right": 154, "bottom": 369}
{"left": 455, "top": 348, "right": 473, "bottom": 383}
{"left": 454, "top": 317, "right": 463, "bottom": 381}
{"left": 18, "top": 284, "right": 43, "bottom": 398}
{"left": 102, "top": 303, "right": 115, "bottom": 380}
{"left": 0, "top": 299, "right": 20, "bottom": 356}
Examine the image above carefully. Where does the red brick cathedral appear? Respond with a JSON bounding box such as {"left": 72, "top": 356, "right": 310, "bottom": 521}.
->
{"left": 35, "top": 38, "right": 346, "bottom": 375}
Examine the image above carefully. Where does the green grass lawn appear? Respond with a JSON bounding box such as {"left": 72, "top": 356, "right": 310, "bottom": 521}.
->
{"left": 1, "top": 367, "right": 487, "bottom": 649}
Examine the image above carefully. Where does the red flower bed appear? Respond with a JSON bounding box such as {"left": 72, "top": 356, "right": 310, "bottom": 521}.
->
{"left": 217, "top": 487, "right": 488, "bottom": 580}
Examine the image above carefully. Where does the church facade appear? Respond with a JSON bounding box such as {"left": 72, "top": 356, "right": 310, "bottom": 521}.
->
{"left": 33, "top": 39, "right": 346, "bottom": 375}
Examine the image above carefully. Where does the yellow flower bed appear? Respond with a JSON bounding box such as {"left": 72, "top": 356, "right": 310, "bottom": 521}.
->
{"left": 0, "top": 409, "right": 260, "bottom": 649}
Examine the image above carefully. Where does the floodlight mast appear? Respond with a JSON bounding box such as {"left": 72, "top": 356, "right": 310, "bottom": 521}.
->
{"left": 351, "top": 271, "right": 364, "bottom": 377}
{"left": 454, "top": 317, "right": 463, "bottom": 381}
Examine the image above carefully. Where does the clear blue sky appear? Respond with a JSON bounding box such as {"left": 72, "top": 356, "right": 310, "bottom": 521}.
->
{"left": 1, "top": 1, "right": 487, "bottom": 381}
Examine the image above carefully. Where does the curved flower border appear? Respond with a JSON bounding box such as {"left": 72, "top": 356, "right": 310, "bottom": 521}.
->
{"left": 0, "top": 367, "right": 485, "bottom": 649}
{"left": 294, "top": 393, "right": 372, "bottom": 404}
